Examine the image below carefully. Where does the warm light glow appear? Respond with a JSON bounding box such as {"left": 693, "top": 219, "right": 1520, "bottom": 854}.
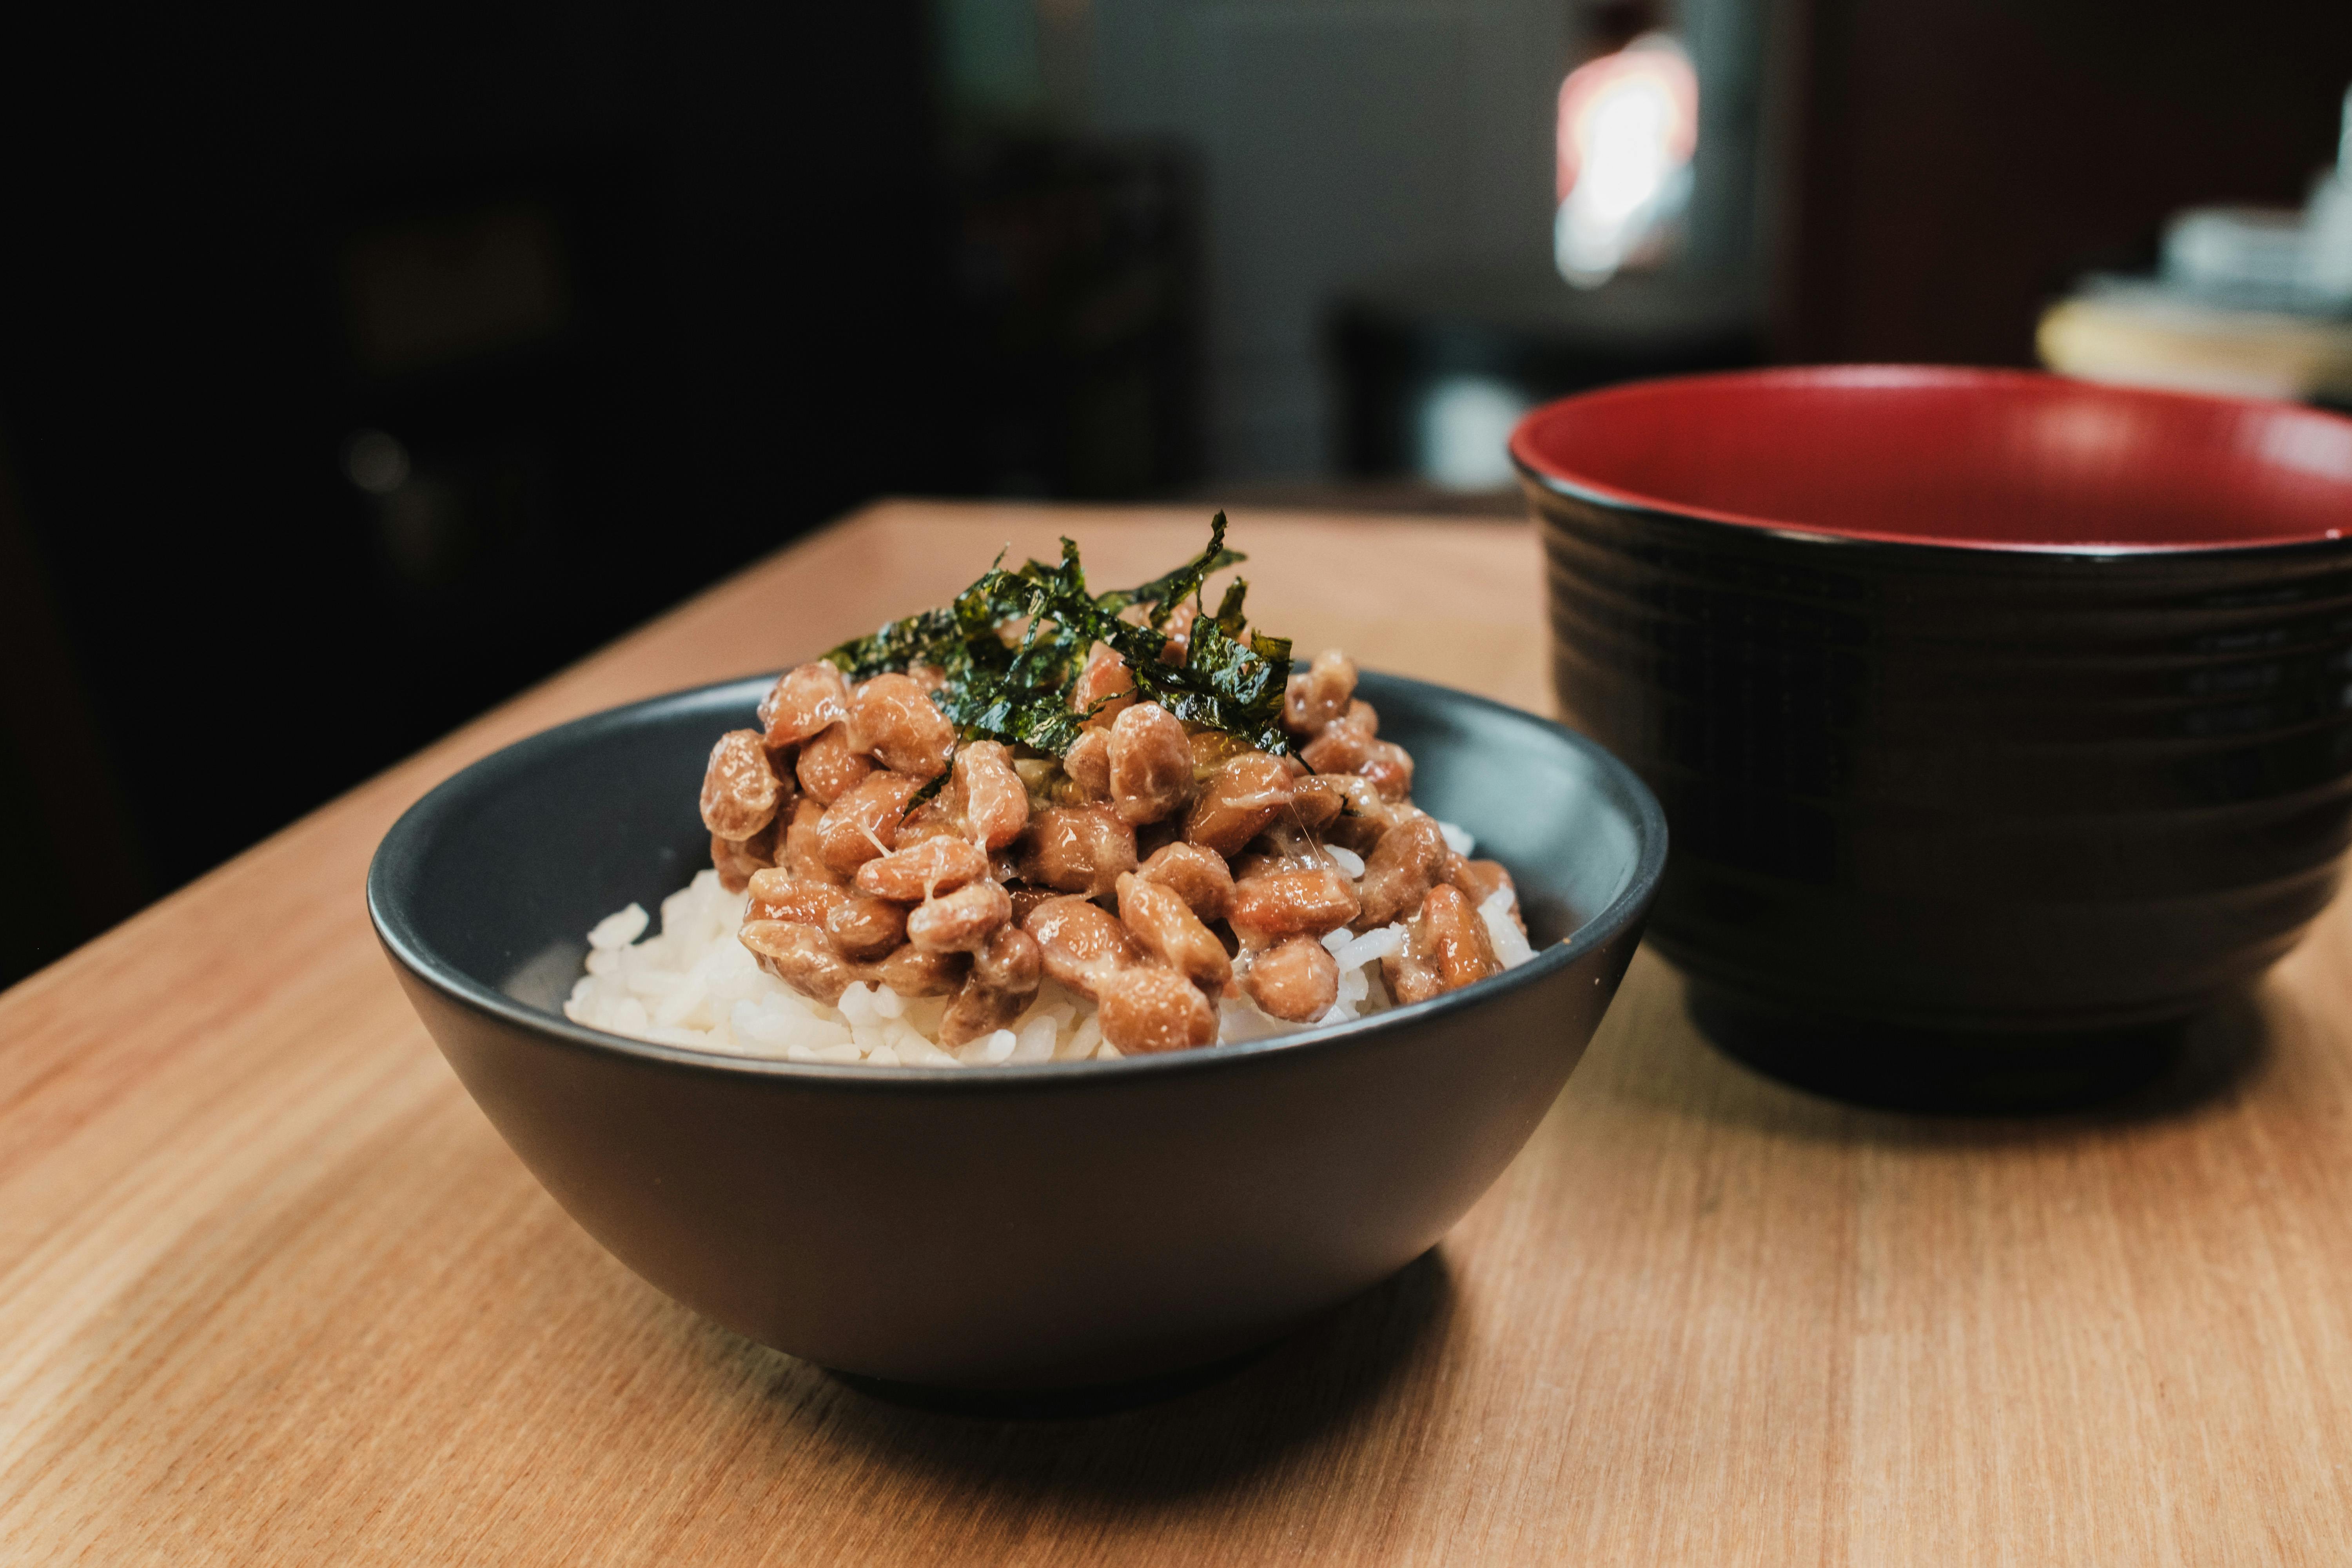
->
{"left": 1554, "top": 33, "right": 1698, "bottom": 289}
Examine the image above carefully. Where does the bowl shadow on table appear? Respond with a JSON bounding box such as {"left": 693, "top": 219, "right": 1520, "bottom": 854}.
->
{"left": 1630, "top": 958, "right": 2279, "bottom": 1145}
{"left": 1684, "top": 986, "right": 2277, "bottom": 1122}
{"left": 697, "top": 1247, "right": 1455, "bottom": 1506}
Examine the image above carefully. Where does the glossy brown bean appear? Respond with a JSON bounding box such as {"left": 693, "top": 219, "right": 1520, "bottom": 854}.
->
{"left": 739, "top": 919, "right": 855, "bottom": 1004}
{"left": 954, "top": 740, "right": 1030, "bottom": 850}
{"left": 1302, "top": 699, "right": 1383, "bottom": 767}
{"left": 906, "top": 880, "right": 1013, "bottom": 953}
{"left": 1182, "top": 751, "right": 1292, "bottom": 857}
{"left": 759, "top": 662, "right": 851, "bottom": 748}
{"left": 1289, "top": 775, "right": 1345, "bottom": 832}
{"left": 850, "top": 672, "right": 955, "bottom": 779}
{"left": 1446, "top": 855, "right": 1524, "bottom": 934}
{"left": 817, "top": 771, "right": 923, "bottom": 878}
{"left": 826, "top": 894, "right": 909, "bottom": 961}
{"left": 1014, "top": 804, "right": 1136, "bottom": 896}
{"left": 1232, "top": 810, "right": 1324, "bottom": 873}
{"left": 1022, "top": 894, "right": 1142, "bottom": 1000}
{"left": 1244, "top": 934, "right": 1339, "bottom": 1022}
{"left": 1187, "top": 729, "right": 1253, "bottom": 780}
{"left": 1229, "top": 865, "right": 1361, "bottom": 943}
{"left": 1379, "top": 883, "right": 1493, "bottom": 1003}
{"left": 869, "top": 943, "right": 968, "bottom": 997}
{"left": 1107, "top": 701, "right": 1193, "bottom": 826}
{"left": 1300, "top": 722, "right": 1375, "bottom": 776}
{"left": 1006, "top": 884, "right": 1060, "bottom": 927}
{"left": 1420, "top": 882, "right": 1498, "bottom": 991}
{"left": 1319, "top": 771, "right": 1407, "bottom": 826}
{"left": 1096, "top": 964, "right": 1218, "bottom": 1054}
{"left": 1321, "top": 813, "right": 1385, "bottom": 857}
{"left": 781, "top": 797, "right": 839, "bottom": 884}
{"left": 854, "top": 835, "right": 989, "bottom": 902}
{"left": 894, "top": 795, "right": 965, "bottom": 845}
{"left": 700, "top": 730, "right": 782, "bottom": 840}
{"left": 971, "top": 922, "right": 1043, "bottom": 994}
{"left": 1312, "top": 772, "right": 1403, "bottom": 855}
{"left": 1116, "top": 872, "right": 1231, "bottom": 990}
{"left": 1071, "top": 642, "right": 1136, "bottom": 726}
{"left": 1380, "top": 944, "right": 1441, "bottom": 1006}
{"left": 1360, "top": 740, "right": 1414, "bottom": 800}
{"left": 744, "top": 871, "right": 846, "bottom": 927}
{"left": 1354, "top": 813, "right": 1448, "bottom": 931}
{"left": 938, "top": 975, "right": 1029, "bottom": 1047}
{"left": 1374, "top": 884, "right": 1477, "bottom": 1006}
{"left": 710, "top": 820, "right": 779, "bottom": 893}
{"left": 1283, "top": 649, "right": 1358, "bottom": 734}
{"left": 1136, "top": 841, "right": 1235, "bottom": 923}
{"left": 1062, "top": 729, "right": 1112, "bottom": 800}
{"left": 796, "top": 723, "right": 874, "bottom": 805}
{"left": 762, "top": 743, "right": 803, "bottom": 817}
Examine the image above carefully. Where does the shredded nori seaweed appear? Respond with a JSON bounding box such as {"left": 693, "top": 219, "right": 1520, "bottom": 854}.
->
{"left": 822, "top": 513, "right": 1292, "bottom": 757}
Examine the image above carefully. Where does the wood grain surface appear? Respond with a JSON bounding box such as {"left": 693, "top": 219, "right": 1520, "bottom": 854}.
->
{"left": 5, "top": 501, "right": 2351, "bottom": 1565}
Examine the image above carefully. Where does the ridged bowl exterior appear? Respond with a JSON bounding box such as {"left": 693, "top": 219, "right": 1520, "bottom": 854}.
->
{"left": 1528, "top": 483, "right": 2352, "bottom": 1033}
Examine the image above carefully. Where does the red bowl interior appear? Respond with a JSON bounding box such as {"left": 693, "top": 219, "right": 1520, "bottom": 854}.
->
{"left": 1510, "top": 366, "right": 2352, "bottom": 552}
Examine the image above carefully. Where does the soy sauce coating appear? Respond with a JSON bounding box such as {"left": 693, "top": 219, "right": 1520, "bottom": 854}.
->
{"left": 704, "top": 635, "right": 1515, "bottom": 1054}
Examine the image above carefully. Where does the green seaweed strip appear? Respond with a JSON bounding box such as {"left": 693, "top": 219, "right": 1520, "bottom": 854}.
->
{"left": 819, "top": 515, "right": 1291, "bottom": 757}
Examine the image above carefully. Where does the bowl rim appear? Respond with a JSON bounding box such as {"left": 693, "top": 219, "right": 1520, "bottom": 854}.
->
{"left": 367, "top": 669, "right": 1668, "bottom": 1091}
{"left": 1510, "top": 363, "right": 2352, "bottom": 561}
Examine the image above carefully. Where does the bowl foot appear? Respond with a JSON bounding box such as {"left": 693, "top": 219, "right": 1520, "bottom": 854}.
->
{"left": 1686, "top": 982, "right": 2190, "bottom": 1114}
{"left": 826, "top": 1343, "right": 1272, "bottom": 1419}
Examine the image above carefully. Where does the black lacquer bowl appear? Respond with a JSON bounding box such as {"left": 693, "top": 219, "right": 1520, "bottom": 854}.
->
{"left": 1515, "top": 366, "right": 2352, "bottom": 1107}
{"left": 368, "top": 671, "right": 1663, "bottom": 1390}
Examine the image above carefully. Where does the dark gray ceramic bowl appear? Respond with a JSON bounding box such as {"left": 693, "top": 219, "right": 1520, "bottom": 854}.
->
{"left": 368, "top": 670, "right": 1663, "bottom": 1390}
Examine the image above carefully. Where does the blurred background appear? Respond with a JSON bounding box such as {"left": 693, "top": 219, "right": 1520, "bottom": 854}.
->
{"left": 3, "top": 0, "right": 2349, "bottom": 984}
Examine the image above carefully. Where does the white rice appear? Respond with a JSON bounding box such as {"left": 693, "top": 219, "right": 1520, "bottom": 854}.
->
{"left": 563, "top": 820, "right": 1534, "bottom": 1066}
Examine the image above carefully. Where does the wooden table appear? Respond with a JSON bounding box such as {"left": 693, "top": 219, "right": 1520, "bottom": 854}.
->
{"left": 7, "top": 501, "right": 2352, "bottom": 1564}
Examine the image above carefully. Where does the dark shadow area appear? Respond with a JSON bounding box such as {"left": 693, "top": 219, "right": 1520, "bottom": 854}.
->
{"left": 0, "top": 8, "right": 1209, "bottom": 989}
{"left": 774, "top": 1249, "right": 1453, "bottom": 1502}
{"left": 0, "top": 6, "right": 954, "bottom": 986}
{"left": 1668, "top": 971, "right": 2277, "bottom": 1146}
{"left": 830, "top": 1345, "right": 1278, "bottom": 1423}
{"left": 1685, "top": 981, "right": 2271, "bottom": 1117}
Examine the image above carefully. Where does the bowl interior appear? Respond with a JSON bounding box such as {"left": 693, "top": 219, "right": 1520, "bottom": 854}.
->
{"left": 1511, "top": 365, "right": 2352, "bottom": 551}
{"left": 373, "top": 671, "right": 1664, "bottom": 1056}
